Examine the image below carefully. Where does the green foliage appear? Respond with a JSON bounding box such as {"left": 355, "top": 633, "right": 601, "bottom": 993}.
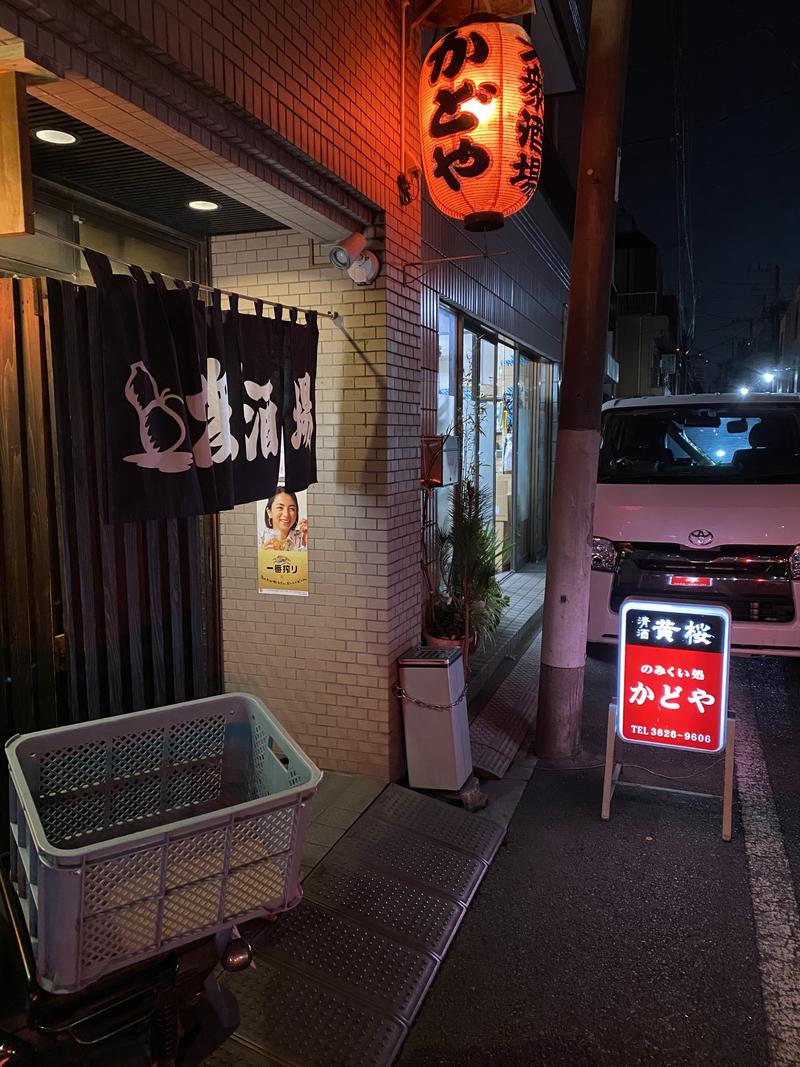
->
{"left": 428, "top": 480, "right": 509, "bottom": 642}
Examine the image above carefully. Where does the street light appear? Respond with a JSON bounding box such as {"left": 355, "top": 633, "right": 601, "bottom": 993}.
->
{"left": 762, "top": 372, "right": 775, "bottom": 384}
{"left": 738, "top": 386, "right": 749, "bottom": 396}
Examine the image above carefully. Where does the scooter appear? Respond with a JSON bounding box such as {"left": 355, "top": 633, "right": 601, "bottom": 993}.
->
{"left": 0, "top": 861, "right": 261, "bottom": 1066}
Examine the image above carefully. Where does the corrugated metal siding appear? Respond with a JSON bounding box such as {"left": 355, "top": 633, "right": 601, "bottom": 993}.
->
{"left": 421, "top": 194, "right": 570, "bottom": 361}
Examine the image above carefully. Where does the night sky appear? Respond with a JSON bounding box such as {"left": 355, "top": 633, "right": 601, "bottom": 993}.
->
{"left": 620, "top": 0, "right": 800, "bottom": 389}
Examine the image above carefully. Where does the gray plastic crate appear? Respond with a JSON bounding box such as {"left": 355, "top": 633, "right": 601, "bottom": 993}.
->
{"left": 6, "top": 692, "right": 322, "bottom": 994}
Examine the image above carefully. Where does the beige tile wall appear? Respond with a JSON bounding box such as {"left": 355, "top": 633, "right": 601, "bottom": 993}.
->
{"left": 212, "top": 229, "right": 421, "bottom": 780}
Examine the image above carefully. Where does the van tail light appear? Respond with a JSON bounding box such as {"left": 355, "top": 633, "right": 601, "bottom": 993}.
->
{"left": 591, "top": 537, "right": 618, "bottom": 573}
{"left": 790, "top": 546, "right": 800, "bottom": 579}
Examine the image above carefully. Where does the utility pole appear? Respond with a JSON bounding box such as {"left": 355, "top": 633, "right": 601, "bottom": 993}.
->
{"left": 535, "top": 0, "right": 631, "bottom": 760}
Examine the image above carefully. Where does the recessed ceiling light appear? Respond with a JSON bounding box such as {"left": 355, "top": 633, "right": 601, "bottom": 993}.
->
{"left": 188, "top": 200, "right": 219, "bottom": 212}
{"left": 35, "top": 129, "right": 77, "bottom": 145}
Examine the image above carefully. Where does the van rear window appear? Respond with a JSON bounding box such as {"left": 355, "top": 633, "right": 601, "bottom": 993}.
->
{"left": 598, "top": 405, "right": 800, "bottom": 484}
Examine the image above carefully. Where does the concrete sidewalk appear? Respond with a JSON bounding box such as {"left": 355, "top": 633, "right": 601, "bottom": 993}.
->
{"left": 398, "top": 645, "right": 800, "bottom": 1066}
{"left": 207, "top": 630, "right": 546, "bottom": 1066}
{"left": 468, "top": 563, "right": 546, "bottom": 703}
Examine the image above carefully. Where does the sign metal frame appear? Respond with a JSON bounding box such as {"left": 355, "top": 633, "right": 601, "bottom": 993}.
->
{"left": 602, "top": 596, "right": 736, "bottom": 841}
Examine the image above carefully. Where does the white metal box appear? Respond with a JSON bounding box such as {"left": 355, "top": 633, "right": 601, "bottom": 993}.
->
{"left": 398, "top": 647, "right": 472, "bottom": 791}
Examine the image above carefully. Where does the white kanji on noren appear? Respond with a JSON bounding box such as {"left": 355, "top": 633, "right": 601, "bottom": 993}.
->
{"left": 186, "top": 358, "right": 240, "bottom": 467}
{"left": 243, "top": 379, "right": 279, "bottom": 462}
{"left": 291, "top": 372, "right": 314, "bottom": 450}
{"left": 184, "top": 374, "right": 213, "bottom": 469}
{"left": 206, "top": 358, "right": 239, "bottom": 463}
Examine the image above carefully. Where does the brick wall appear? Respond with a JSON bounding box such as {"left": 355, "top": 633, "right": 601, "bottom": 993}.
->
{"left": 212, "top": 229, "right": 420, "bottom": 780}
{"left": 0, "top": 0, "right": 411, "bottom": 231}
{"left": 0, "top": 0, "right": 425, "bottom": 779}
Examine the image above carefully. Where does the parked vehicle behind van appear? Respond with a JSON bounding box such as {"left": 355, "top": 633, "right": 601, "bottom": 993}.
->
{"left": 588, "top": 394, "right": 800, "bottom": 656}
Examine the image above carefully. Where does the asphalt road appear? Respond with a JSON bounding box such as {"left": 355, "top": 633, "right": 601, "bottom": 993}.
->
{"left": 397, "top": 648, "right": 800, "bottom": 1067}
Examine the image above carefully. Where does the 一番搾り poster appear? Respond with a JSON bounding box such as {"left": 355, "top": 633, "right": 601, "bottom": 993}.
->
{"left": 256, "top": 486, "right": 309, "bottom": 596}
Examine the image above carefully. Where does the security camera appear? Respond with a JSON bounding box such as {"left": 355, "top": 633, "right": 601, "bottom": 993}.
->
{"left": 347, "top": 250, "right": 380, "bottom": 286}
{"left": 329, "top": 232, "right": 367, "bottom": 269}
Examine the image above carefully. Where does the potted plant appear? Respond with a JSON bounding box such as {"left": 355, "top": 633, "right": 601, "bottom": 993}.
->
{"left": 423, "top": 479, "right": 509, "bottom": 669}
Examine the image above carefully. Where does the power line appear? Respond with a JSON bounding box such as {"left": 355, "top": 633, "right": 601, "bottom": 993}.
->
{"left": 672, "top": 0, "right": 697, "bottom": 356}
{"left": 698, "top": 278, "right": 775, "bottom": 287}
{"left": 623, "top": 87, "right": 800, "bottom": 148}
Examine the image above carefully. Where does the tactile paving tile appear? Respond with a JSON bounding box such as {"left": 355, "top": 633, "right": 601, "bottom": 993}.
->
{"left": 336, "top": 814, "right": 486, "bottom": 904}
{"left": 471, "top": 710, "right": 526, "bottom": 757}
{"left": 469, "top": 741, "right": 514, "bottom": 780}
{"left": 224, "top": 959, "right": 405, "bottom": 1067}
{"left": 470, "top": 707, "right": 526, "bottom": 747}
{"left": 302, "top": 855, "right": 464, "bottom": 957}
{"left": 220, "top": 783, "right": 508, "bottom": 1065}
{"left": 470, "top": 646, "right": 539, "bottom": 779}
{"left": 253, "top": 899, "right": 437, "bottom": 1023}
{"left": 365, "top": 783, "right": 505, "bottom": 862}
{"left": 471, "top": 701, "right": 530, "bottom": 779}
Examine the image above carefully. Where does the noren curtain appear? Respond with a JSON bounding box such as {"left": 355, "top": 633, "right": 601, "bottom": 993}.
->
{"left": 78, "top": 250, "right": 319, "bottom": 524}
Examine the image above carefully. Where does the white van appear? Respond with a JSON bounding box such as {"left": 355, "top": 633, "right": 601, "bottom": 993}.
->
{"left": 588, "top": 393, "right": 800, "bottom": 656}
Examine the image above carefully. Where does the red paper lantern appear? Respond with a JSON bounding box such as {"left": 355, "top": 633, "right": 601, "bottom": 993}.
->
{"left": 419, "top": 16, "right": 544, "bottom": 231}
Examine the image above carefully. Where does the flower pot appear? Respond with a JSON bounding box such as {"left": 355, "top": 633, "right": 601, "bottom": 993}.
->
{"left": 422, "top": 630, "right": 479, "bottom": 657}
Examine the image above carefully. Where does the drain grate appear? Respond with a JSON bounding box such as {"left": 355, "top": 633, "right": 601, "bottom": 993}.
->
{"left": 224, "top": 959, "right": 405, "bottom": 1067}
{"left": 365, "top": 784, "right": 505, "bottom": 861}
{"left": 253, "top": 899, "right": 437, "bottom": 1023}
{"left": 303, "top": 855, "right": 464, "bottom": 957}
{"left": 336, "top": 815, "right": 486, "bottom": 904}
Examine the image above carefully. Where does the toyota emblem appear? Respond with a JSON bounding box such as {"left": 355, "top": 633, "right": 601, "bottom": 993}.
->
{"left": 688, "top": 529, "right": 714, "bottom": 546}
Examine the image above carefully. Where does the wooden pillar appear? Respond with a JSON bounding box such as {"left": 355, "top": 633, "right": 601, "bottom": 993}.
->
{"left": 0, "top": 70, "right": 34, "bottom": 237}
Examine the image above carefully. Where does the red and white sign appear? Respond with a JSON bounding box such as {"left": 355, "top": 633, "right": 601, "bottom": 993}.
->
{"left": 668, "top": 575, "right": 713, "bottom": 588}
{"left": 617, "top": 598, "right": 731, "bottom": 753}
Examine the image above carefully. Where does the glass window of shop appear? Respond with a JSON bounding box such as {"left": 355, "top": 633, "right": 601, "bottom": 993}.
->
{"left": 435, "top": 304, "right": 558, "bottom": 571}
{"left": 436, "top": 306, "right": 459, "bottom": 532}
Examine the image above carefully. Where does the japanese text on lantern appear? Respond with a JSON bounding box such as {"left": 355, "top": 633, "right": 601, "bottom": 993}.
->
{"left": 419, "top": 18, "right": 544, "bottom": 230}
{"left": 426, "top": 29, "right": 494, "bottom": 193}
{"left": 511, "top": 38, "right": 544, "bottom": 195}
{"left": 616, "top": 599, "right": 731, "bottom": 753}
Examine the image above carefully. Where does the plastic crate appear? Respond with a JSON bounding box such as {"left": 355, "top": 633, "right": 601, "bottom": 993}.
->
{"left": 6, "top": 693, "right": 322, "bottom": 994}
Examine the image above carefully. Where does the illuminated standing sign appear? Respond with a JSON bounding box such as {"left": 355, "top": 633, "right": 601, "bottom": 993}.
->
{"left": 617, "top": 598, "right": 731, "bottom": 754}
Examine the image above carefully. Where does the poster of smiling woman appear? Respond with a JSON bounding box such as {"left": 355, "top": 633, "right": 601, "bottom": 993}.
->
{"left": 256, "top": 485, "right": 310, "bottom": 596}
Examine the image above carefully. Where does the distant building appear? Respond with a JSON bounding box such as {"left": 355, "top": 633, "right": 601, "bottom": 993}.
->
{"left": 691, "top": 359, "right": 708, "bottom": 393}
{"left": 779, "top": 287, "right": 800, "bottom": 392}
{"left": 718, "top": 290, "right": 790, "bottom": 394}
{"left": 613, "top": 225, "right": 678, "bottom": 397}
